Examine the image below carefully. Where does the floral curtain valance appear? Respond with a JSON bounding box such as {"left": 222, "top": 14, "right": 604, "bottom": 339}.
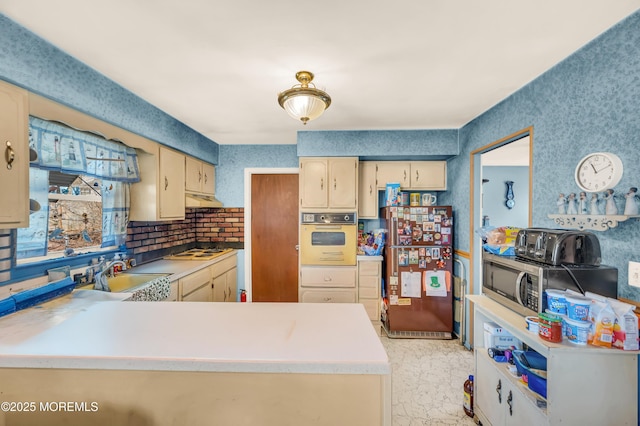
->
{"left": 29, "top": 116, "right": 140, "bottom": 183}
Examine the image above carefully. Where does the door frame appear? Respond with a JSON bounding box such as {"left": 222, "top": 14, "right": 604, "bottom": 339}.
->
{"left": 243, "top": 167, "right": 299, "bottom": 302}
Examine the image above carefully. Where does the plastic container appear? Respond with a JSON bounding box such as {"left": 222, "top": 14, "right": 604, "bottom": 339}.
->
{"left": 565, "top": 294, "right": 591, "bottom": 321}
{"left": 512, "top": 350, "right": 547, "bottom": 376}
{"left": 525, "top": 316, "right": 539, "bottom": 333}
{"left": 563, "top": 317, "right": 591, "bottom": 345}
{"left": 463, "top": 375, "right": 474, "bottom": 418}
{"left": 538, "top": 312, "right": 563, "bottom": 343}
{"left": 545, "top": 289, "right": 567, "bottom": 314}
{"left": 527, "top": 368, "right": 548, "bottom": 399}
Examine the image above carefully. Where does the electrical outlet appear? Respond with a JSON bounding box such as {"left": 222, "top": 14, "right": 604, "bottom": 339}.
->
{"left": 629, "top": 261, "right": 640, "bottom": 288}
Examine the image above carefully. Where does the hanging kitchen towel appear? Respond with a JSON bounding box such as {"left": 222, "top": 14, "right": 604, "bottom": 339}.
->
{"left": 424, "top": 270, "right": 447, "bottom": 297}
{"left": 401, "top": 271, "right": 422, "bottom": 298}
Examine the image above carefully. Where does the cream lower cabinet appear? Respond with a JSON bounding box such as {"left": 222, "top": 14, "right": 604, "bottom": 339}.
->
{"left": 179, "top": 267, "right": 212, "bottom": 302}
{"left": 0, "top": 80, "right": 29, "bottom": 228}
{"left": 212, "top": 254, "right": 238, "bottom": 302}
{"left": 469, "top": 295, "right": 638, "bottom": 426}
{"left": 299, "top": 157, "right": 358, "bottom": 210}
{"left": 166, "top": 280, "right": 179, "bottom": 301}
{"left": 299, "top": 266, "right": 357, "bottom": 303}
{"left": 130, "top": 146, "right": 186, "bottom": 221}
{"left": 357, "top": 259, "right": 381, "bottom": 328}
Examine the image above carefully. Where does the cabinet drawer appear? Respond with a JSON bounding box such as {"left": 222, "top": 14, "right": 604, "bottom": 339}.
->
{"left": 181, "top": 282, "right": 211, "bottom": 302}
{"left": 360, "top": 299, "right": 379, "bottom": 320}
{"left": 300, "top": 266, "right": 357, "bottom": 288}
{"left": 211, "top": 256, "right": 236, "bottom": 278}
{"left": 180, "top": 268, "right": 211, "bottom": 296}
{"left": 358, "top": 275, "right": 379, "bottom": 290}
{"left": 358, "top": 261, "right": 381, "bottom": 276}
{"left": 359, "top": 286, "right": 378, "bottom": 299}
{"left": 300, "top": 289, "right": 356, "bottom": 303}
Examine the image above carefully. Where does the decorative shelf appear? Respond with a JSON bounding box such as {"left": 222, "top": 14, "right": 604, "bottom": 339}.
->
{"left": 547, "top": 214, "right": 640, "bottom": 231}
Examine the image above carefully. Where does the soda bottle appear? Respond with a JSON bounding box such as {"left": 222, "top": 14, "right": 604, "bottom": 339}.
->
{"left": 463, "top": 374, "right": 474, "bottom": 418}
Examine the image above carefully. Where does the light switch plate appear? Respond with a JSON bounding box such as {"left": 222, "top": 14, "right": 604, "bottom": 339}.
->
{"left": 628, "top": 261, "right": 640, "bottom": 288}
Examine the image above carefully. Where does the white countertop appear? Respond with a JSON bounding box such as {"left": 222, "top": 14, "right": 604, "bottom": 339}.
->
{"left": 0, "top": 300, "right": 390, "bottom": 375}
{"left": 129, "top": 250, "right": 236, "bottom": 280}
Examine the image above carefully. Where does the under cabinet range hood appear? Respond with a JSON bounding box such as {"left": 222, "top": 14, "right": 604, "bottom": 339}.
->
{"left": 185, "top": 193, "right": 223, "bottom": 208}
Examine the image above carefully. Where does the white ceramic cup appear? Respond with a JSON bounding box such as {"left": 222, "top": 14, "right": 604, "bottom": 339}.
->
{"left": 422, "top": 193, "right": 437, "bottom": 206}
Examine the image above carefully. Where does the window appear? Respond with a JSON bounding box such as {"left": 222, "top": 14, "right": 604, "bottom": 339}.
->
{"left": 16, "top": 117, "right": 139, "bottom": 262}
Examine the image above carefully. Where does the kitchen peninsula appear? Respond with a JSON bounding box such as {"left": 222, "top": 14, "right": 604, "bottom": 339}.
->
{"left": 0, "top": 295, "right": 390, "bottom": 425}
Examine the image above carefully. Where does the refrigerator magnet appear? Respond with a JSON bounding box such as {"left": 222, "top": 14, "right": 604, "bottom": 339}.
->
{"left": 443, "top": 247, "right": 452, "bottom": 259}
{"left": 432, "top": 248, "right": 441, "bottom": 258}
{"left": 419, "top": 259, "right": 427, "bottom": 268}
{"left": 424, "top": 233, "right": 434, "bottom": 242}
{"left": 442, "top": 234, "right": 450, "bottom": 244}
{"left": 418, "top": 247, "right": 426, "bottom": 257}
{"left": 398, "top": 251, "right": 409, "bottom": 266}
{"left": 424, "top": 222, "right": 434, "bottom": 232}
{"left": 409, "top": 250, "right": 419, "bottom": 264}
{"left": 434, "top": 215, "right": 442, "bottom": 223}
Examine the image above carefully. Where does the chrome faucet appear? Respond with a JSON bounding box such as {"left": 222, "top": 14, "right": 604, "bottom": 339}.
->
{"left": 93, "top": 260, "right": 127, "bottom": 292}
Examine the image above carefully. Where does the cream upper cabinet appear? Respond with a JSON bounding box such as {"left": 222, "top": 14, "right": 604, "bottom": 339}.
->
{"left": 185, "top": 156, "right": 215, "bottom": 195}
{"left": 0, "top": 80, "right": 29, "bottom": 228}
{"left": 130, "top": 145, "right": 186, "bottom": 221}
{"left": 375, "top": 162, "right": 410, "bottom": 188}
{"left": 299, "top": 157, "right": 358, "bottom": 210}
{"left": 358, "top": 161, "right": 378, "bottom": 219}
{"left": 375, "top": 161, "right": 447, "bottom": 190}
{"left": 409, "top": 161, "right": 447, "bottom": 190}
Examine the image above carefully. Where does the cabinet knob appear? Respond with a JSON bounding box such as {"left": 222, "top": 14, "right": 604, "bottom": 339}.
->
{"left": 198, "top": 170, "right": 202, "bottom": 182}
{"left": 507, "top": 390, "right": 513, "bottom": 416}
{"left": 496, "top": 379, "right": 502, "bottom": 403}
{"left": 334, "top": 178, "right": 337, "bottom": 190}
{"left": 164, "top": 176, "right": 169, "bottom": 190}
{"left": 415, "top": 170, "right": 419, "bottom": 181}
{"left": 5, "top": 141, "right": 14, "bottom": 170}
{"left": 320, "top": 177, "right": 324, "bottom": 190}
{"left": 369, "top": 185, "right": 372, "bottom": 195}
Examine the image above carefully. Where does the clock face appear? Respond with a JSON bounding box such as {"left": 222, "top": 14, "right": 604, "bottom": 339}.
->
{"left": 574, "top": 152, "right": 623, "bottom": 192}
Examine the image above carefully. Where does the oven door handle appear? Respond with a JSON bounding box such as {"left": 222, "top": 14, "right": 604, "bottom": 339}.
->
{"left": 314, "top": 225, "right": 343, "bottom": 230}
{"left": 515, "top": 271, "right": 526, "bottom": 306}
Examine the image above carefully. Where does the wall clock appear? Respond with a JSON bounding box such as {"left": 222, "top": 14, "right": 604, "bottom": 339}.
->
{"left": 505, "top": 181, "right": 515, "bottom": 209}
{"left": 574, "top": 152, "right": 623, "bottom": 192}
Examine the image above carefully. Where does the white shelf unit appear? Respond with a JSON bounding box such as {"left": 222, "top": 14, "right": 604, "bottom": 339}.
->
{"left": 468, "top": 295, "right": 638, "bottom": 426}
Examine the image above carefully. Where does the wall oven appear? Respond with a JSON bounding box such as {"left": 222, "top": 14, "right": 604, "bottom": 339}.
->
{"left": 482, "top": 252, "right": 618, "bottom": 317}
{"left": 299, "top": 212, "right": 357, "bottom": 266}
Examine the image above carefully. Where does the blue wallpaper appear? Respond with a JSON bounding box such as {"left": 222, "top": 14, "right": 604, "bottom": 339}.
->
{"left": 297, "top": 129, "right": 459, "bottom": 160}
{"left": 0, "top": 14, "right": 218, "bottom": 164}
{"left": 447, "top": 10, "right": 640, "bottom": 301}
{"left": 216, "top": 145, "right": 299, "bottom": 207}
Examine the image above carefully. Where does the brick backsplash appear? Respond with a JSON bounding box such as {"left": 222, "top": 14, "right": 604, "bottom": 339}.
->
{"left": 126, "top": 208, "right": 244, "bottom": 255}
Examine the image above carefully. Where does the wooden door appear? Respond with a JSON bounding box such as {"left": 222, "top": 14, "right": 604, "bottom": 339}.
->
{"left": 251, "top": 174, "right": 299, "bottom": 302}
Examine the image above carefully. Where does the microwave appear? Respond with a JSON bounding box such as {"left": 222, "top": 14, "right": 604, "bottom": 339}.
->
{"left": 482, "top": 252, "right": 618, "bottom": 317}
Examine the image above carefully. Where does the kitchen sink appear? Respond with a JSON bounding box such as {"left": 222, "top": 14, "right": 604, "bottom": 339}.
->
{"left": 79, "top": 273, "right": 170, "bottom": 293}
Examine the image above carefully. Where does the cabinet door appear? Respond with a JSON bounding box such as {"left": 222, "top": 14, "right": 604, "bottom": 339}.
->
{"left": 476, "top": 351, "right": 506, "bottom": 426}
{"left": 358, "top": 161, "right": 378, "bottom": 218}
{"left": 225, "top": 267, "right": 237, "bottom": 302}
{"left": 202, "top": 162, "right": 215, "bottom": 195}
{"left": 212, "top": 273, "right": 227, "bottom": 302}
{"left": 185, "top": 156, "right": 202, "bottom": 192}
{"left": 376, "top": 162, "right": 410, "bottom": 188}
{"left": 159, "top": 147, "right": 185, "bottom": 219}
{"left": 328, "top": 158, "right": 357, "bottom": 209}
{"left": 0, "top": 81, "right": 29, "bottom": 228}
{"left": 299, "top": 158, "right": 328, "bottom": 209}
{"left": 410, "top": 161, "right": 447, "bottom": 190}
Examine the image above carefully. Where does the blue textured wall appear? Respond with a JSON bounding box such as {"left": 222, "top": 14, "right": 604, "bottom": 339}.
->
{"left": 447, "top": 10, "right": 640, "bottom": 301}
{"left": 482, "top": 166, "right": 529, "bottom": 229}
{"left": 298, "top": 129, "right": 458, "bottom": 160}
{"left": 216, "top": 145, "right": 299, "bottom": 206}
{"left": 0, "top": 14, "right": 219, "bottom": 164}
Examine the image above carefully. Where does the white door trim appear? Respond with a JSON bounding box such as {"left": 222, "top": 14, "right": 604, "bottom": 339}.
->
{"left": 243, "top": 167, "right": 298, "bottom": 302}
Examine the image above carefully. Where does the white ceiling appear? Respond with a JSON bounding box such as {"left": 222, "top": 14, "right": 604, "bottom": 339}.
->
{"left": 1, "top": 1, "right": 639, "bottom": 146}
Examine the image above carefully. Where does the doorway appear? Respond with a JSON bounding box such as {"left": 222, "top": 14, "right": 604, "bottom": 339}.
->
{"left": 244, "top": 168, "right": 299, "bottom": 302}
{"left": 467, "top": 127, "right": 533, "bottom": 346}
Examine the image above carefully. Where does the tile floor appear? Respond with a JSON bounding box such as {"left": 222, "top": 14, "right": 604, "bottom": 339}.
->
{"left": 380, "top": 336, "right": 477, "bottom": 426}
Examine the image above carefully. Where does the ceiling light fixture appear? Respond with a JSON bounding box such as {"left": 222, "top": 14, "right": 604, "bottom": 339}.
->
{"left": 277, "top": 71, "right": 331, "bottom": 125}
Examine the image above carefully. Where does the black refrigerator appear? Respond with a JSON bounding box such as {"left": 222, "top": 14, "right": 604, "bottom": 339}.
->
{"left": 381, "top": 206, "right": 454, "bottom": 338}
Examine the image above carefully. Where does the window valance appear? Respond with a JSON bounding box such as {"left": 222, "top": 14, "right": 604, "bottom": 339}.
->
{"left": 29, "top": 116, "right": 140, "bottom": 183}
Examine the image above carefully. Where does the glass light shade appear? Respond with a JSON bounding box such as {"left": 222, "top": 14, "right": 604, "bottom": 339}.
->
{"left": 282, "top": 93, "right": 328, "bottom": 125}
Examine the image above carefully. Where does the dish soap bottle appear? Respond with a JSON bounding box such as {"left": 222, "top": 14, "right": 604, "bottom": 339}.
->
{"left": 463, "top": 374, "right": 474, "bottom": 418}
